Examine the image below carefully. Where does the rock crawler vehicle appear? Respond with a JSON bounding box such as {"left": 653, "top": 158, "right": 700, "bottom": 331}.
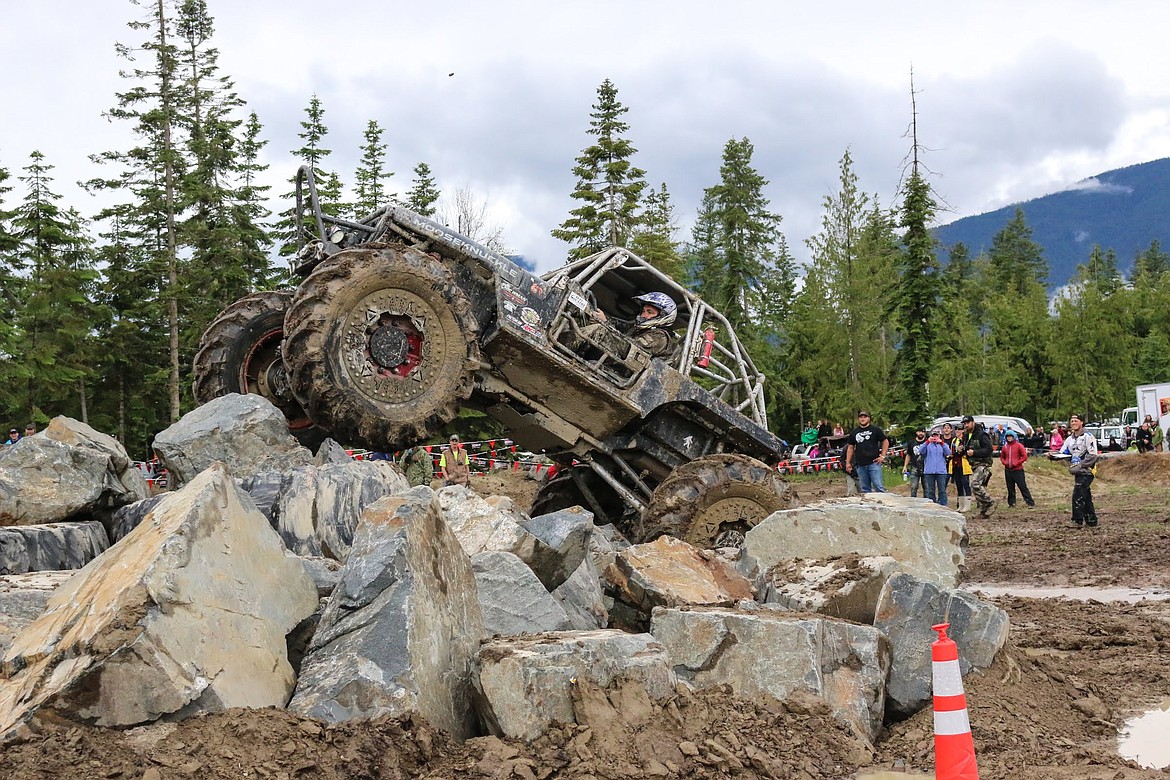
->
{"left": 193, "top": 166, "right": 795, "bottom": 546}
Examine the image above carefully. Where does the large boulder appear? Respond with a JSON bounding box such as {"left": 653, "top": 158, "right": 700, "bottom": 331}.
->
{"left": 475, "top": 630, "right": 676, "bottom": 741}
{"left": 759, "top": 554, "right": 899, "bottom": 624}
{"left": 743, "top": 494, "right": 967, "bottom": 588}
{"left": 152, "top": 393, "right": 313, "bottom": 488}
{"left": 239, "top": 461, "right": 410, "bottom": 560}
{"left": 552, "top": 555, "right": 609, "bottom": 630}
{"left": 0, "top": 464, "right": 319, "bottom": 738}
{"left": 0, "top": 417, "right": 149, "bottom": 526}
{"left": 0, "top": 521, "right": 109, "bottom": 574}
{"left": 287, "top": 488, "right": 485, "bottom": 740}
{"left": 519, "top": 507, "right": 594, "bottom": 591}
{"left": 650, "top": 607, "right": 890, "bottom": 744}
{"left": 438, "top": 486, "right": 541, "bottom": 561}
{"left": 107, "top": 495, "right": 167, "bottom": 543}
{"left": 603, "top": 535, "right": 754, "bottom": 630}
{"left": 0, "top": 571, "right": 75, "bottom": 657}
{"left": 874, "top": 572, "right": 1010, "bottom": 717}
{"left": 471, "top": 551, "right": 572, "bottom": 636}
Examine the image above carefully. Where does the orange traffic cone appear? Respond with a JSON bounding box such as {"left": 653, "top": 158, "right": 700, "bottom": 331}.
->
{"left": 932, "top": 622, "right": 979, "bottom": 780}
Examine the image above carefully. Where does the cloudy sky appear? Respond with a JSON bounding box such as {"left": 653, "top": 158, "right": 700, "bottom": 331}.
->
{"left": 2, "top": 1, "right": 1168, "bottom": 272}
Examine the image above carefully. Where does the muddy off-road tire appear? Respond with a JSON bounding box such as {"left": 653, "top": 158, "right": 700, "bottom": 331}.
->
{"left": 529, "top": 465, "right": 625, "bottom": 526}
{"left": 192, "top": 290, "right": 322, "bottom": 447}
{"left": 638, "top": 453, "right": 795, "bottom": 547}
{"left": 282, "top": 244, "right": 481, "bottom": 451}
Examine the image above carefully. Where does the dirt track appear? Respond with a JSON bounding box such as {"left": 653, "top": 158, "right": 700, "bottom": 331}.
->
{"left": 3, "top": 455, "right": 1169, "bottom": 779}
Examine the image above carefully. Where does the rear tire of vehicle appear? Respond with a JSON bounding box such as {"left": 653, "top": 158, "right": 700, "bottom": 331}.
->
{"left": 192, "top": 290, "right": 324, "bottom": 449}
{"left": 529, "top": 465, "right": 625, "bottom": 527}
{"left": 283, "top": 244, "right": 481, "bottom": 451}
{"left": 638, "top": 453, "right": 796, "bottom": 548}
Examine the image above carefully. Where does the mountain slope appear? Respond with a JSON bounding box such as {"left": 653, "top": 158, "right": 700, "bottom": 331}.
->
{"left": 933, "top": 157, "right": 1170, "bottom": 289}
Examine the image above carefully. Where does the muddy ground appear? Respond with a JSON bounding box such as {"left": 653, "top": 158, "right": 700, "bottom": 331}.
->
{"left": 3, "top": 455, "right": 1169, "bottom": 779}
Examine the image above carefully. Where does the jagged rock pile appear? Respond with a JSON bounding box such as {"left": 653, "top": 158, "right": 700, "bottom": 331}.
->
{"left": 0, "top": 393, "right": 1010, "bottom": 754}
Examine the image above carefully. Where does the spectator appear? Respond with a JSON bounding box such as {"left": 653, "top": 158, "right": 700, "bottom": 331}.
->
{"left": 916, "top": 430, "right": 952, "bottom": 506}
{"left": 3, "top": 428, "right": 20, "bottom": 445}
{"left": 950, "top": 437, "right": 972, "bottom": 510}
{"left": 1048, "top": 425, "right": 1065, "bottom": 454}
{"left": 844, "top": 410, "right": 889, "bottom": 493}
{"left": 957, "top": 416, "right": 996, "bottom": 517}
{"left": 1105, "top": 436, "right": 1125, "bottom": 452}
{"left": 1060, "top": 413, "right": 1099, "bottom": 528}
{"left": 999, "top": 430, "right": 1035, "bottom": 508}
{"left": 1136, "top": 421, "right": 1154, "bottom": 454}
{"left": 23, "top": 423, "right": 36, "bottom": 437}
{"left": 1153, "top": 420, "right": 1165, "bottom": 453}
{"left": 832, "top": 422, "right": 845, "bottom": 437}
{"left": 399, "top": 445, "right": 434, "bottom": 487}
{"left": 439, "top": 435, "right": 471, "bottom": 487}
{"left": 839, "top": 448, "right": 859, "bottom": 495}
{"left": 902, "top": 427, "right": 927, "bottom": 498}
{"left": 817, "top": 418, "right": 833, "bottom": 439}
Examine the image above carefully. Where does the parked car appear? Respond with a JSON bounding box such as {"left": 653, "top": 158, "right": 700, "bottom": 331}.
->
{"left": 1084, "top": 423, "right": 1127, "bottom": 451}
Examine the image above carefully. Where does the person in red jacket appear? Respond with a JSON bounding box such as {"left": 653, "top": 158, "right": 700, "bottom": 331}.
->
{"left": 999, "top": 430, "right": 1035, "bottom": 508}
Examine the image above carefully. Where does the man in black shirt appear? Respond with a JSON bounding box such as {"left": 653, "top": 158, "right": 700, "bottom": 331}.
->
{"left": 844, "top": 410, "right": 889, "bottom": 493}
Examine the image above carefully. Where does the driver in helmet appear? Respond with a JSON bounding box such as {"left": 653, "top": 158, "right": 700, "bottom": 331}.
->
{"left": 592, "top": 291, "right": 677, "bottom": 358}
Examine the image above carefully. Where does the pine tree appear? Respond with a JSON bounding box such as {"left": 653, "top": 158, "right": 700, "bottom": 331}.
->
{"left": 233, "top": 111, "right": 276, "bottom": 290}
{"left": 889, "top": 87, "right": 941, "bottom": 428}
{"left": 278, "top": 94, "right": 343, "bottom": 254}
{"left": 405, "top": 162, "right": 440, "bottom": 217}
{"left": 552, "top": 79, "right": 647, "bottom": 260}
{"left": 88, "top": 0, "right": 187, "bottom": 423}
{"left": 1131, "top": 239, "right": 1170, "bottom": 285}
{"left": 0, "top": 159, "right": 22, "bottom": 417}
{"left": 353, "top": 119, "right": 393, "bottom": 218}
{"left": 692, "top": 138, "right": 785, "bottom": 332}
{"left": 1080, "top": 245, "right": 1122, "bottom": 295}
{"left": 12, "top": 152, "right": 99, "bottom": 422}
{"left": 987, "top": 208, "right": 1048, "bottom": 295}
{"left": 629, "top": 183, "right": 684, "bottom": 280}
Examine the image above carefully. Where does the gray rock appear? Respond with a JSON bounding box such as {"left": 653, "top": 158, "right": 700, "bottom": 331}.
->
{"left": 552, "top": 555, "right": 608, "bottom": 630}
{"left": 439, "top": 486, "right": 540, "bottom": 561}
{"left": 152, "top": 393, "right": 313, "bottom": 487}
{"left": 239, "top": 461, "right": 410, "bottom": 560}
{"left": 743, "top": 494, "right": 967, "bottom": 588}
{"left": 296, "top": 554, "right": 343, "bottom": 597}
{"left": 475, "top": 630, "right": 676, "bottom": 741}
{"left": 108, "top": 495, "right": 167, "bottom": 543}
{"left": 0, "top": 417, "right": 149, "bottom": 526}
{"left": 590, "top": 523, "right": 632, "bottom": 573}
{"left": 760, "top": 554, "right": 899, "bottom": 624}
{"left": 874, "top": 572, "right": 1010, "bottom": 717}
{"left": 650, "top": 607, "right": 890, "bottom": 744}
{"left": 288, "top": 488, "right": 485, "bottom": 740}
{"left": 0, "top": 464, "right": 319, "bottom": 738}
{"left": 0, "top": 522, "right": 109, "bottom": 574}
{"left": 519, "top": 507, "right": 593, "bottom": 591}
{"left": 314, "top": 438, "right": 354, "bottom": 465}
{"left": 471, "top": 551, "right": 572, "bottom": 636}
{"left": 0, "top": 571, "right": 75, "bottom": 657}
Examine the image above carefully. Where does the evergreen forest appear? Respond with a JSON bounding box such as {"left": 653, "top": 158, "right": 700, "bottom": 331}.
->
{"left": 2, "top": 1, "right": 1168, "bottom": 459}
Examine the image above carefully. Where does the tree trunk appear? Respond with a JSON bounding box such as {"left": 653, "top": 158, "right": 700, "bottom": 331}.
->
{"left": 79, "top": 378, "right": 89, "bottom": 425}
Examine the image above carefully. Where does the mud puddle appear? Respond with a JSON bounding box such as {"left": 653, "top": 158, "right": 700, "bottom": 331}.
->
{"left": 963, "top": 583, "right": 1170, "bottom": 603}
{"left": 1117, "top": 698, "right": 1170, "bottom": 770}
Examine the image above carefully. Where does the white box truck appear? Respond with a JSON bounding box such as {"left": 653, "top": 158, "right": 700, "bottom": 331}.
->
{"left": 1135, "top": 383, "right": 1170, "bottom": 438}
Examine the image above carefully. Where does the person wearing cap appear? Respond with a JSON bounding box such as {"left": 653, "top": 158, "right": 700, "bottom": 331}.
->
{"left": 902, "top": 428, "right": 927, "bottom": 498}
{"left": 844, "top": 410, "right": 889, "bottom": 493}
{"left": 3, "top": 428, "right": 20, "bottom": 446}
{"left": 998, "top": 429, "right": 1035, "bottom": 508}
{"left": 1059, "top": 413, "right": 1099, "bottom": 527}
{"left": 955, "top": 415, "right": 996, "bottom": 517}
{"left": 440, "top": 434, "right": 471, "bottom": 487}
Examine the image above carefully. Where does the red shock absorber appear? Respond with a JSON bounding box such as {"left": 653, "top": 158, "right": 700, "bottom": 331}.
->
{"left": 696, "top": 328, "right": 716, "bottom": 368}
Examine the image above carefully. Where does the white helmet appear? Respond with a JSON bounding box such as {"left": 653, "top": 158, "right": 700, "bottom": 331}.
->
{"left": 633, "top": 292, "right": 677, "bottom": 330}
